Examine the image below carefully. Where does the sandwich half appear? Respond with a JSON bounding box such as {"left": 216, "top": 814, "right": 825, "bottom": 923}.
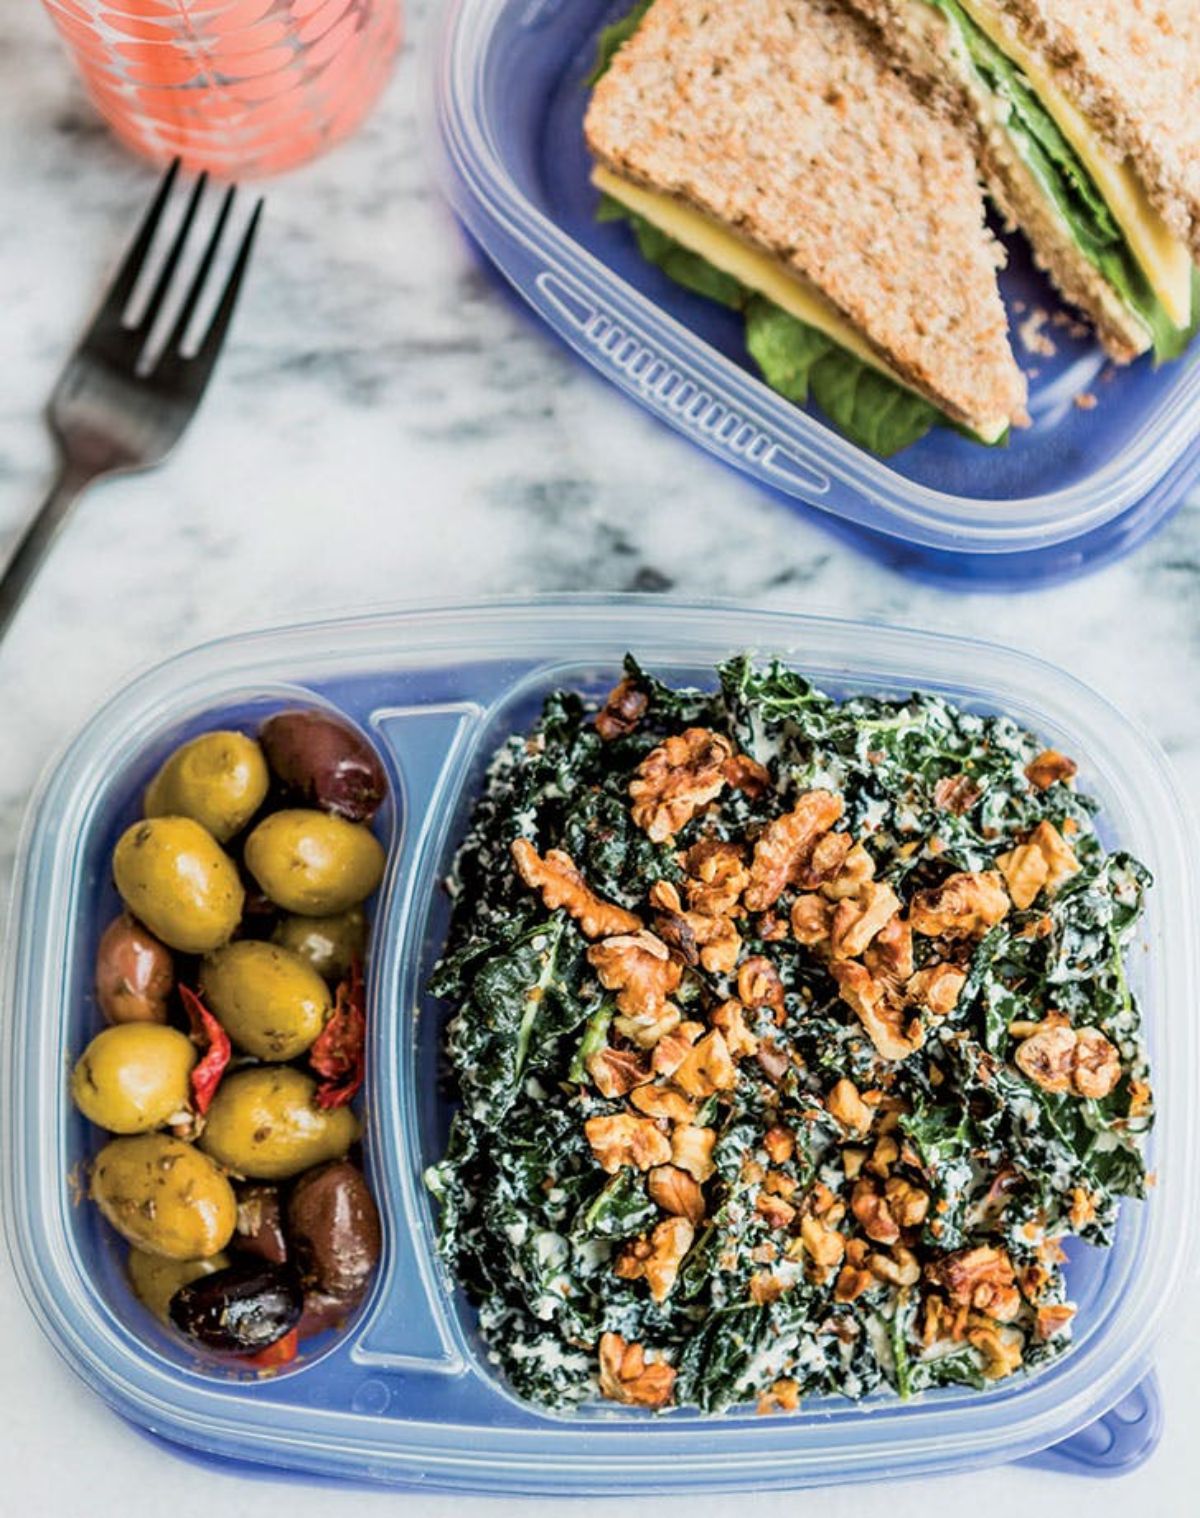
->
{"left": 583, "top": 0, "right": 1028, "bottom": 453}
{"left": 844, "top": 0, "right": 1200, "bottom": 362}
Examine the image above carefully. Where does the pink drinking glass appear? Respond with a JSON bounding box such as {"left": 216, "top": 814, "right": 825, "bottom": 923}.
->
{"left": 40, "top": 0, "right": 401, "bottom": 177}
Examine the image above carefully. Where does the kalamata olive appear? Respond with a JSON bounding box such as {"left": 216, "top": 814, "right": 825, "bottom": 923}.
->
{"left": 296, "top": 1286, "right": 364, "bottom": 1339}
{"left": 260, "top": 710, "right": 387, "bottom": 823}
{"left": 234, "top": 1185, "right": 288, "bottom": 1265}
{"left": 169, "top": 1259, "right": 303, "bottom": 1353}
{"left": 128, "top": 1248, "right": 230, "bottom": 1323}
{"left": 287, "top": 1161, "right": 381, "bottom": 1298}
{"left": 95, "top": 914, "right": 174, "bottom": 1025}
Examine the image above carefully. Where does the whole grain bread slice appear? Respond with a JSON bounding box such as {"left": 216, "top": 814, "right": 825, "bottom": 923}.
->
{"left": 845, "top": 0, "right": 1152, "bottom": 360}
{"left": 584, "top": 0, "right": 1027, "bottom": 434}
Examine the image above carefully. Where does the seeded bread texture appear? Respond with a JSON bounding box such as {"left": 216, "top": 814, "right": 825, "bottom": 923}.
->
{"left": 584, "top": 0, "right": 1028, "bottom": 432}
{"left": 846, "top": 0, "right": 1150, "bottom": 360}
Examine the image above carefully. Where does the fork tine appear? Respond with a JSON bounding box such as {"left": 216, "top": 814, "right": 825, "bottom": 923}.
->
{"left": 86, "top": 157, "right": 180, "bottom": 337}
{"left": 132, "top": 170, "right": 209, "bottom": 337}
{"left": 189, "top": 198, "right": 263, "bottom": 370}
{"left": 160, "top": 183, "right": 236, "bottom": 359}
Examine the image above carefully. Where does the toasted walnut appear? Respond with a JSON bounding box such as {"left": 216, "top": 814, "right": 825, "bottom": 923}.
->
{"left": 649, "top": 879, "right": 742, "bottom": 974}
{"left": 597, "top": 1332, "right": 675, "bottom": 1408}
{"left": 584, "top": 1113, "right": 672, "bottom": 1174}
{"left": 756, "top": 1377, "right": 800, "bottom": 1414}
{"left": 884, "top": 1176, "right": 929, "bottom": 1228}
{"left": 1027, "top": 820, "right": 1081, "bottom": 892}
{"left": 933, "top": 773, "right": 983, "bottom": 815}
{"left": 755, "top": 1191, "right": 796, "bottom": 1229}
{"left": 1025, "top": 749, "right": 1077, "bottom": 791}
{"left": 722, "top": 752, "right": 771, "bottom": 797}
{"left": 630, "top": 1083, "right": 696, "bottom": 1124}
{"left": 648, "top": 891, "right": 700, "bottom": 968}
{"left": 737, "top": 955, "right": 786, "bottom": 1013}
{"left": 588, "top": 931, "right": 681, "bottom": 1021}
{"left": 763, "top": 1124, "right": 795, "bottom": 1164}
{"left": 864, "top": 914, "right": 914, "bottom": 987}
{"left": 711, "top": 999, "right": 759, "bottom": 1058}
{"left": 749, "top": 1270, "right": 788, "bottom": 1305}
{"left": 796, "top": 830, "right": 853, "bottom": 889}
{"left": 754, "top": 1040, "right": 790, "bottom": 1084}
{"left": 995, "top": 843, "right": 1050, "bottom": 910}
{"left": 682, "top": 839, "right": 750, "bottom": 917}
{"left": 905, "top": 962, "right": 966, "bottom": 1016}
{"left": 822, "top": 841, "right": 875, "bottom": 902}
{"left": 851, "top": 1178, "right": 900, "bottom": 1245}
{"left": 907, "top": 871, "right": 1010, "bottom": 937}
{"left": 790, "top": 893, "right": 833, "bottom": 946}
{"left": 866, "top": 1134, "right": 899, "bottom": 1178}
{"left": 829, "top": 881, "right": 901, "bottom": 959}
{"left": 744, "top": 790, "right": 845, "bottom": 911}
{"left": 690, "top": 914, "right": 741, "bottom": 975}
{"left": 1035, "top": 1303, "right": 1076, "bottom": 1340}
{"left": 614, "top": 1006, "right": 681, "bottom": 1050}
{"left": 648, "top": 1164, "right": 706, "bottom": 1224}
{"left": 671, "top": 1125, "right": 716, "bottom": 1182}
{"left": 834, "top": 1261, "right": 874, "bottom": 1302}
{"left": 1071, "top": 1025, "right": 1122, "bottom": 1099}
{"left": 826, "top": 1077, "right": 872, "bottom": 1135}
{"left": 799, "top": 1213, "right": 845, "bottom": 1280}
{"left": 511, "top": 840, "right": 640, "bottom": 939}
{"left": 650, "top": 1020, "right": 703, "bottom": 1077}
{"left": 763, "top": 1169, "right": 797, "bottom": 1199}
{"left": 671, "top": 1029, "right": 737, "bottom": 1098}
{"left": 595, "top": 678, "right": 649, "bottom": 741}
{"left": 869, "top": 1244, "right": 921, "bottom": 1287}
{"left": 586, "top": 1045, "right": 652, "bottom": 1098}
{"left": 615, "top": 1216, "right": 694, "bottom": 1302}
{"left": 629, "top": 729, "right": 734, "bottom": 842}
{"left": 1069, "top": 1187, "right": 1097, "bottom": 1230}
{"left": 967, "top": 1322, "right": 1022, "bottom": 1379}
{"left": 928, "top": 1246, "right": 1021, "bottom": 1322}
{"left": 831, "top": 960, "right": 924, "bottom": 1063}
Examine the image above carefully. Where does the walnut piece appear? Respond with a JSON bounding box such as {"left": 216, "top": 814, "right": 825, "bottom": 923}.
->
{"left": 648, "top": 1164, "right": 706, "bottom": 1224}
{"left": 967, "top": 1322, "right": 1022, "bottom": 1379}
{"left": 884, "top": 1175, "right": 929, "bottom": 1228}
{"left": 826, "top": 1077, "right": 872, "bottom": 1134}
{"left": 711, "top": 999, "right": 759, "bottom": 1058}
{"left": 671, "top": 1124, "right": 716, "bottom": 1182}
{"left": 648, "top": 880, "right": 741, "bottom": 975}
{"left": 829, "top": 881, "right": 901, "bottom": 959}
{"left": 629, "top": 728, "right": 733, "bottom": 842}
{"left": 595, "top": 677, "right": 648, "bottom": 740}
{"left": 597, "top": 1332, "right": 675, "bottom": 1408}
{"left": 755, "top": 1191, "right": 797, "bottom": 1229}
{"left": 904, "top": 962, "right": 966, "bottom": 1016}
{"left": 795, "top": 830, "right": 853, "bottom": 890}
{"left": 927, "top": 1246, "right": 1021, "bottom": 1322}
{"left": 588, "top": 930, "right": 681, "bottom": 1022}
{"left": 722, "top": 752, "right": 771, "bottom": 797}
{"left": 682, "top": 838, "right": 750, "bottom": 917}
{"left": 1015, "top": 1021, "right": 1120, "bottom": 1099}
{"left": 996, "top": 842, "right": 1050, "bottom": 910}
{"left": 630, "top": 1083, "right": 696, "bottom": 1124}
{"left": 650, "top": 1020, "right": 703, "bottom": 1077}
{"left": 831, "top": 960, "right": 924, "bottom": 1063}
{"left": 821, "top": 840, "right": 875, "bottom": 902}
{"left": 615, "top": 1216, "right": 694, "bottom": 1302}
{"left": 586, "top": 1045, "right": 652, "bottom": 1098}
{"left": 1072, "top": 1025, "right": 1122, "bottom": 1098}
{"left": 850, "top": 1178, "right": 900, "bottom": 1245}
{"left": 907, "top": 870, "right": 1010, "bottom": 938}
{"left": 744, "top": 790, "right": 845, "bottom": 910}
{"left": 1026, "top": 820, "right": 1081, "bottom": 892}
{"left": 864, "top": 914, "right": 914, "bottom": 987}
{"left": 737, "top": 955, "right": 786, "bottom": 1013}
{"left": 511, "top": 839, "right": 641, "bottom": 939}
{"left": 933, "top": 773, "right": 983, "bottom": 815}
{"left": 790, "top": 893, "right": 833, "bottom": 945}
{"left": 1025, "top": 749, "right": 1077, "bottom": 791}
{"left": 584, "top": 1113, "right": 672, "bottom": 1174}
{"left": 763, "top": 1124, "right": 795, "bottom": 1164}
{"left": 671, "top": 1029, "right": 737, "bottom": 1098}
{"left": 799, "top": 1212, "right": 845, "bottom": 1281}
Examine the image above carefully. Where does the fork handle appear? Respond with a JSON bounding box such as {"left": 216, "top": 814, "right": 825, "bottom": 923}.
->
{"left": 0, "top": 461, "right": 95, "bottom": 642}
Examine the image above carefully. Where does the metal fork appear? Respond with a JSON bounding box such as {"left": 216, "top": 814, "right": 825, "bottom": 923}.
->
{"left": 0, "top": 160, "right": 263, "bottom": 640}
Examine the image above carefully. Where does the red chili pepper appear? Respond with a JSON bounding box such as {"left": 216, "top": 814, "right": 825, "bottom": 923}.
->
{"left": 180, "top": 985, "right": 232, "bottom": 1117}
{"left": 241, "top": 1328, "right": 299, "bottom": 1369}
{"left": 310, "top": 962, "right": 366, "bottom": 1109}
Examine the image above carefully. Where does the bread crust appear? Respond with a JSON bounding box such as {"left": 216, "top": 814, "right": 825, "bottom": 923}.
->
{"left": 584, "top": 0, "right": 1027, "bottom": 432}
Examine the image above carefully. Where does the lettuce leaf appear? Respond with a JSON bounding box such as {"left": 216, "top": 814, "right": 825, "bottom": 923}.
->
{"left": 587, "top": 0, "right": 653, "bottom": 85}
{"left": 923, "top": 0, "right": 1197, "bottom": 360}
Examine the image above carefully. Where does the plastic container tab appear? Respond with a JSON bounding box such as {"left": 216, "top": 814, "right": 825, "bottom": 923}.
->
{"left": 4, "top": 597, "right": 1197, "bottom": 1492}
{"left": 431, "top": 0, "right": 1200, "bottom": 585}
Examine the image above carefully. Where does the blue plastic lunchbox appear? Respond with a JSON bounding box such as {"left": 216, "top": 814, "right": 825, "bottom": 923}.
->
{"left": 432, "top": 0, "right": 1200, "bottom": 588}
{"left": 4, "top": 598, "right": 1196, "bottom": 1491}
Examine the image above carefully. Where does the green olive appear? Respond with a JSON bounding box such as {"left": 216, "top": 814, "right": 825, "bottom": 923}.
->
{"left": 199, "top": 1068, "right": 360, "bottom": 1180}
{"left": 200, "top": 941, "right": 331, "bottom": 1062}
{"left": 113, "top": 817, "right": 244, "bottom": 954}
{"left": 271, "top": 908, "right": 367, "bottom": 984}
{"left": 91, "top": 1134, "right": 237, "bottom": 1259}
{"left": 128, "top": 1247, "right": 230, "bottom": 1323}
{"left": 71, "top": 1024, "right": 196, "bottom": 1134}
{"left": 243, "top": 809, "right": 384, "bottom": 917}
{"left": 144, "top": 730, "right": 270, "bottom": 843}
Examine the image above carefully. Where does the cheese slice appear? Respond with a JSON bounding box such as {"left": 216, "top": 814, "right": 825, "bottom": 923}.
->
{"left": 958, "top": 0, "right": 1192, "bottom": 330}
{"left": 593, "top": 166, "right": 1009, "bottom": 442}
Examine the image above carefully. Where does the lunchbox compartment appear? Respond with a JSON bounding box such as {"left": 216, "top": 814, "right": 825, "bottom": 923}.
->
{"left": 6, "top": 600, "right": 1195, "bottom": 1490}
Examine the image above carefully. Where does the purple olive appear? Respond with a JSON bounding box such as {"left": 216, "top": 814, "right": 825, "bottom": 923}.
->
{"left": 169, "top": 1260, "right": 302, "bottom": 1353}
{"left": 234, "top": 1185, "right": 288, "bottom": 1266}
{"left": 287, "top": 1161, "right": 381, "bottom": 1298}
{"left": 259, "top": 710, "right": 386, "bottom": 823}
{"left": 95, "top": 914, "right": 174, "bottom": 1025}
{"left": 296, "top": 1286, "right": 364, "bottom": 1339}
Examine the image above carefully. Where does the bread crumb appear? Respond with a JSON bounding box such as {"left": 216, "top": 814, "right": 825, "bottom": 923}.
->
{"left": 1018, "top": 308, "right": 1056, "bottom": 358}
{"left": 1074, "top": 391, "right": 1098, "bottom": 411}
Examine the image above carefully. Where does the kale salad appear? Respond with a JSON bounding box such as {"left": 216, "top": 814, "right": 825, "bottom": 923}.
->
{"left": 424, "top": 658, "right": 1154, "bottom": 1415}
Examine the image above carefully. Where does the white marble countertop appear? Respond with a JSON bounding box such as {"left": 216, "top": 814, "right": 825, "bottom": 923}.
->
{"left": 1, "top": 3, "right": 1198, "bottom": 1514}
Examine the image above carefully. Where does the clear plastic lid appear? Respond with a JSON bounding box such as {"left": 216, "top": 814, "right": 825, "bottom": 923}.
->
{"left": 431, "top": 0, "right": 1200, "bottom": 575}
{"left": 4, "top": 597, "right": 1196, "bottom": 1491}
